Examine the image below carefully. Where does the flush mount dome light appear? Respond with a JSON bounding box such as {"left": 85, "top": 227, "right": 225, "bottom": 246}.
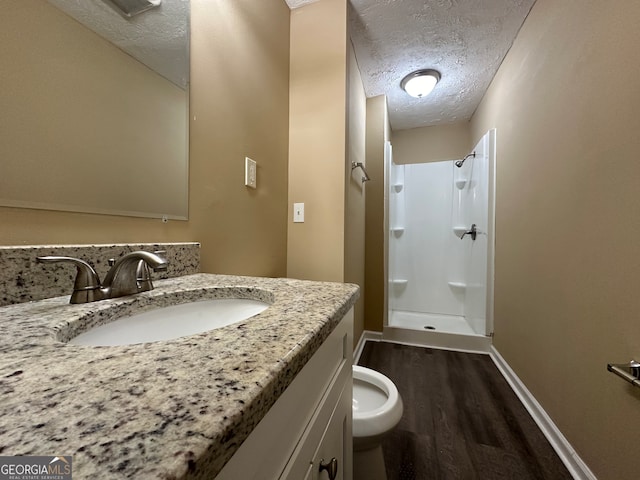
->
{"left": 401, "top": 69, "right": 441, "bottom": 98}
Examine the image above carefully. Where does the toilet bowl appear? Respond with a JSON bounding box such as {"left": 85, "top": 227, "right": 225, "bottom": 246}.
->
{"left": 352, "top": 365, "right": 403, "bottom": 480}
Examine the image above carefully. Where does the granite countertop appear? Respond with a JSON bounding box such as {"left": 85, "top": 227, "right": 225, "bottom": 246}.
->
{"left": 0, "top": 273, "right": 359, "bottom": 479}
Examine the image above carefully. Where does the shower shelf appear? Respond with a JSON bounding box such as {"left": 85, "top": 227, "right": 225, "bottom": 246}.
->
{"left": 393, "top": 183, "right": 404, "bottom": 193}
{"left": 455, "top": 179, "right": 468, "bottom": 189}
{"left": 447, "top": 282, "right": 467, "bottom": 290}
{"left": 453, "top": 226, "right": 467, "bottom": 238}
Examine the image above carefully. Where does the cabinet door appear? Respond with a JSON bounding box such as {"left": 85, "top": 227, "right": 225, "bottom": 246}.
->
{"left": 280, "top": 378, "right": 352, "bottom": 480}
{"left": 314, "top": 382, "right": 351, "bottom": 480}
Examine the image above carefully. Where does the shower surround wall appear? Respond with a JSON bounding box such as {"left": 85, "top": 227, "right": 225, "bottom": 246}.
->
{"left": 389, "top": 161, "right": 470, "bottom": 332}
{"left": 458, "top": 130, "right": 495, "bottom": 337}
{"left": 387, "top": 129, "right": 495, "bottom": 345}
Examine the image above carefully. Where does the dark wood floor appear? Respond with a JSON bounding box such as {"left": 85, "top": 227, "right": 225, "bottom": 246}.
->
{"left": 357, "top": 342, "right": 573, "bottom": 480}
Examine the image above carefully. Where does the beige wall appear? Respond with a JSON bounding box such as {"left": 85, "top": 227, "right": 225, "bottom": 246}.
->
{"left": 0, "top": 0, "right": 290, "bottom": 278}
{"left": 392, "top": 123, "right": 471, "bottom": 165}
{"left": 364, "top": 95, "right": 390, "bottom": 332}
{"left": 470, "top": 1, "right": 640, "bottom": 478}
{"left": 287, "top": 0, "right": 348, "bottom": 282}
{"left": 189, "top": 0, "right": 289, "bottom": 276}
{"left": 287, "top": 0, "right": 366, "bottom": 345}
{"left": 346, "top": 42, "right": 367, "bottom": 346}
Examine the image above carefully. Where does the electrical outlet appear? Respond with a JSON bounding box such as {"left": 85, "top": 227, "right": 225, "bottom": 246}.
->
{"left": 293, "top": 202, "right": 304, "bottom": 223}
{"left": 245, "top": 157, "right": 257, "bottom": 189}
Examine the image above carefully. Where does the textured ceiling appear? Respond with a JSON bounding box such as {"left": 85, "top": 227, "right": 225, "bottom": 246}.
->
{"left": 50, "top": 0, "right": 534, "bottom": 126}
{"left": 349, "top": 0, "right": 536, "bottom": 130}
{"left": 48, "top": 0, "right": 189, "bottom": 89}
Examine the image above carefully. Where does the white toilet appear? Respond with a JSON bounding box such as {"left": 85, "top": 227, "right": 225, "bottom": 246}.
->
{"left": 352, "top": 365, "right": 403, "bottom": 480}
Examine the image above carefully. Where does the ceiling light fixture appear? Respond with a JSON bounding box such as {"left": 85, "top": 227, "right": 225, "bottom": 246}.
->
{"left": 401, "top": 69, "right": 441, "bottom": 98}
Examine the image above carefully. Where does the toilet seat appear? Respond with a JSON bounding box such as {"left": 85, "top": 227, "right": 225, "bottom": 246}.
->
{"left": 352, "top": 365, "right": 403, "bottom": 439}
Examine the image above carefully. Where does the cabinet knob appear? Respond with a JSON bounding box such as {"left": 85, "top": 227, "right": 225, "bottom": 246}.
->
{"left": 319, "top": 457, "right": 338, "bottom": 479}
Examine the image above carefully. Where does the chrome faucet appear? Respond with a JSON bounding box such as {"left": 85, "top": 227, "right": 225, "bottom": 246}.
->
{"left": 36, "top": 251, "right": 168, "bottom": 304}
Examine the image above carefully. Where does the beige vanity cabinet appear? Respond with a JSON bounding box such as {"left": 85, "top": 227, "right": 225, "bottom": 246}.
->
{"left": 216, "top": 309, "right": 354, "bottom": 480}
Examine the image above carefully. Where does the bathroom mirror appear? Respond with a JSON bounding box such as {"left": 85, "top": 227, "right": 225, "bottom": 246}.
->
{"left": 0, "top": 0, "right": 189, "bottom": 220}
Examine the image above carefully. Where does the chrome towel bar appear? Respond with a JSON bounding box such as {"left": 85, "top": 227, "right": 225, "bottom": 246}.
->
{"left": 607, "top": 360, "right": 640, "bottom": 387}
{"left": 351, "top": 162, "right": 371, "bottom": 183}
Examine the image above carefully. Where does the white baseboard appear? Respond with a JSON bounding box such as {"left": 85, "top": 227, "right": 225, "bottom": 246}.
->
{"left": 353, "top": 330, "right": 382, "bottom": 364}
{"left": 490, "top": 346, "right": 597, "bottom": 480}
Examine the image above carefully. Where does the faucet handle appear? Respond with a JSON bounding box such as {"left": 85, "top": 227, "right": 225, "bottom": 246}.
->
{"left": 135, "top": 260, "right": 154, "bottom": 291}
{"left": 460, "top": 224, "right": 478, "bottom": 241}
{"left": 133, "top": 251, "right": 168, "bottom": 291}
{"left": 36, "top": 256, "right": 101, "bottom": 289}
{"left": 36, "top": 256, "right": 105, "bottom": 304}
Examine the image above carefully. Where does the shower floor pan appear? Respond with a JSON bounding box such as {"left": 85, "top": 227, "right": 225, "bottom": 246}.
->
{"left": 385, "top": 310, "right": 491, "bottom": 353}
{"left": 390, "top": 310, "right": 476, "bottom": 335}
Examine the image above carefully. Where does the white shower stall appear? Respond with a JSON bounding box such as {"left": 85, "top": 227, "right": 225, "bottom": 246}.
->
{"left": 385, "top": 129, "right": 496, "bottom": 351}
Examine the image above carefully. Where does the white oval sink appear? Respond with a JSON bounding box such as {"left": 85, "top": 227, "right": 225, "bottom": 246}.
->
{"left": 69, "top": 298, "right": 269, "bottom": 346}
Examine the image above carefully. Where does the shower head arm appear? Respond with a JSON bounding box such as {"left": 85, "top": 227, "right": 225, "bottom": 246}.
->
{"left": 455, "top": 151, "right": 476, "bottom": 168}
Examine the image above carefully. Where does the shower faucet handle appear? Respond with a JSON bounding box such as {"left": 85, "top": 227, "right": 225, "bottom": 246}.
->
{"left": 461, "top": 224, "right": 477, "bottom": 241}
